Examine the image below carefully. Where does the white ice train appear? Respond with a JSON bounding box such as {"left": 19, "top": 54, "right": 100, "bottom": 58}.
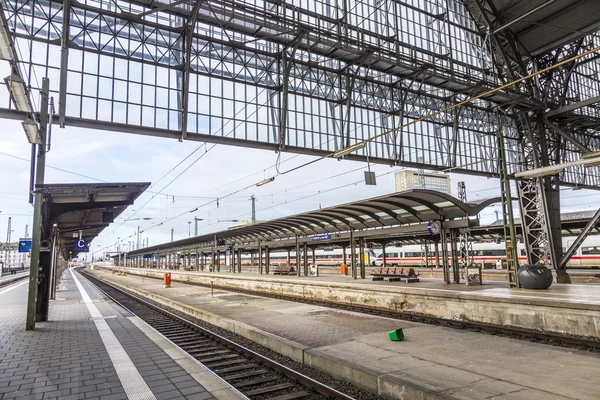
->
{"left": 238, "top": 248, "right": 376, "bottom": 267}
{"left": 374, "top": 235, "right": 600, "bottom": 269}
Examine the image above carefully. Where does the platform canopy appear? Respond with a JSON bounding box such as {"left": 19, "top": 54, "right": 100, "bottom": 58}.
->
{"left": 130, "top": 189, "right": 502, "bottom": 255}
{"left": 39, "top": 182, "right": 150, "bottom": 256}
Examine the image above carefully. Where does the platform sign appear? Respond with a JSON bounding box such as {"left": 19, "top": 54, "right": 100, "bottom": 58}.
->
{"left": 40, "top": 241, "right": 51, "bottom": 253}
{"left": 143, "top": 254, "right": 152, "bottom": 259}
{"left": 18, "top": 239, "right": 32, "bottom": 253}
{"left": 74, "top": 239, "right": 89, "bottom": 252}
{"left": 312, "top": 234, "right": 331, "bottom": 242}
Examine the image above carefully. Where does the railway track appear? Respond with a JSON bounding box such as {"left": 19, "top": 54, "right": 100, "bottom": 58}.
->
{"left": 151, "top": 274, "right": 600, "bottom": 352}
{"left": 79, "top": 270, "right": 355, "bottom": 400}
{"left": 0, "top": 274, "right": 28, "bottom": 288}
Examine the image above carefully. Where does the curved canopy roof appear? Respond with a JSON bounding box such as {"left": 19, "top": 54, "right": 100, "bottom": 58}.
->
{"left": 130, "top": 189, "right": 502, "bottom": 255}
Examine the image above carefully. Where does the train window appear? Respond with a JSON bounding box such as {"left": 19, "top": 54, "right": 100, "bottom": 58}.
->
{"left": 482, "top": 249, "right": 506, "bottom": 257}
{"left": 520, "top": 249, "right": 526, "bottom": 256}
{"left": 405, "top": 252, "right": 422, "bottom": 257}
{"left": 582, "top": 247, "right": 600, "bottom": 255}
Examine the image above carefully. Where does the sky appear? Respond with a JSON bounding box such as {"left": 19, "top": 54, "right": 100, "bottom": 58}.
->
{"left": 2, "top": 113, "right": 598, "bottom": 261}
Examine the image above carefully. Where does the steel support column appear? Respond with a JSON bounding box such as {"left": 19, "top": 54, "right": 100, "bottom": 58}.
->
{"left": 295, "top": 236, "right": 300, "bottom": 277}
{"left": 449, "top": 228, "right": 460, "bottom": 283}
{"left": 265, "top": 246, "right": 270, "bottom": 275}
{"left": 258, "top": 243, "right": 263, "bottom": 274}
{"left": 350, "top": 229, "right": 356, "bottom": 279}
{"left": 26, "top": 77, "right": 49, "bottom": 331}
{"left": 440, "top": 229, "right": 450, "bottom": 284}
{"left": 359, "top": 237, "right": 365, "bottom": 279}
{"left": 303, "top": 242, "right": 308, "bottom": 276}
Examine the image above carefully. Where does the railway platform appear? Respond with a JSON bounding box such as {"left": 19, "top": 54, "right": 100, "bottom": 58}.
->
{"left": 0, "top": 269, "right": 244, "bottom": 400}
{"left": 99, "top": 267, "right": 600, "bottom": 339}
{"left": 0, "top": 271, "right": 28, "bottom": 287}
{"left": 88, "top": 267, "right": 600, "bottom": 400}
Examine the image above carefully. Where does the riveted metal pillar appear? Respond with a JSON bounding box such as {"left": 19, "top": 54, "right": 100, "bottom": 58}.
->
{"left": 26, "top": 77, "right": 50, "bottom": 330}
{"left": 359, "top": 237, "right": 365, "bottom": 278}
{"left": 258, "top": 243, "right": 263, "bottom": 274}
{"left": 449, "top": 228, "right": 460, "bottom": 283}
{"left": 440, "top": 229, "right": 450, "bottom": 284}
{"left": 350, "top": 229, "right": 356, "bottom": 279}
{"left": 296, "top": 236, "right": 301, "bottom": 276}
{"left": 265, "top": 246, "right": 270, "bottom": 274}
{"left": 303, "top": 242, "right": 308, "bottom": 276}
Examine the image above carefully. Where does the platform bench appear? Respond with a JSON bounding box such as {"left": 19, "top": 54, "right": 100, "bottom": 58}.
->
{"left": 370, "top": 267, "right": 420, "bottom": 282}
{"left": 273, "top": 265, "right": 296, "bottom": 275}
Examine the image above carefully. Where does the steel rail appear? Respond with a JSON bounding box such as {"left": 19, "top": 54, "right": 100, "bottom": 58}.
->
{"left": 78, "top": 269, "right": 356, "bottom": 400}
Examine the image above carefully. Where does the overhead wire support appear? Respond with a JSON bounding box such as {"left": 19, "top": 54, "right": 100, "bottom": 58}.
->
{"left": 497, "top": 130, "right": 520, "bottom": 287}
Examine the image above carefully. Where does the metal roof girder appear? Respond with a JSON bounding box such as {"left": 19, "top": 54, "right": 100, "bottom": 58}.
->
{"left": 334, "top": 205, "right": 386, "bottom": 227}
{"left": 266, "top": 220, "right": 318, "bottom": 236}
{"left": 283, "top": 216, "right": 336, "bottom": 233}
{"left": 309, "top": 210, "right": 368, "bottom": 229}
{"left": 365, "top": 199, "right": 423, "bottom": 222}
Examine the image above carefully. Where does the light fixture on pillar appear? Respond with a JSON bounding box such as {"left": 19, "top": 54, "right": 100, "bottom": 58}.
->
{"left": 0, "top": 12, "right": 16, "bottom": 62}
{"left": 332, "top": 142, "right": 365, "bottom": 159}
{"left": 514, "top": 154, "right": 600, "bottom": 179}
{"left": 4, "top": 74, "right": 32, "bottom": 112}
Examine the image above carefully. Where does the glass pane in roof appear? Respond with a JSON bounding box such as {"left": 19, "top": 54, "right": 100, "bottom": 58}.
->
{"left": 375, "top": 212, "right": 389, "bottom": 217}
{"left": 413, "top": 205, "right": 429, "bottom": 211}
{"left": 435, "top": 201, "right": 455, "bottom": 208}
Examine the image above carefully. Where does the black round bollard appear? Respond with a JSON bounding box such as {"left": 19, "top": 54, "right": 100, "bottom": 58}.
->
{"left": 517, "top": 265, "right": 553, "bottom": 289}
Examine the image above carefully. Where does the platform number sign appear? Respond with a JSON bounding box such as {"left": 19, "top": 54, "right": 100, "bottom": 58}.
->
{"left": 74, "top": 239, "right": 89, "bottom": 252}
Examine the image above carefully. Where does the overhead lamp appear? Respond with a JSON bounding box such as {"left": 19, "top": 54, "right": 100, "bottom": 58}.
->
{"left": 332, "top": 142, "right": 366, "bottom": 159}
{"left": 4, "top": 73, "right": 32, "bottom": 113}
{"left": 22, "top": 116, "right": 41, "bottom": 144}
{"left": 0, "top": 12, "right": 15, "bottom": 61}
{"left": 256, "top": 177, "right": 275, "bottom": 187}
{"left": 514, "top": 155, "right": 600, "bottom": 179}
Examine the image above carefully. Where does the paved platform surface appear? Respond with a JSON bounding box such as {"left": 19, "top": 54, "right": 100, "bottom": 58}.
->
{"left": 0, "top": 271, "right": 28, "bottom": 286}
{"left": 92, "top": 268, "right": 600, "bottom": 400}
{"left": 0, "top": 269, "right": 243, "bottom": 400}
{"left": 107, "top": 267, "right": 600, "bottom": 308}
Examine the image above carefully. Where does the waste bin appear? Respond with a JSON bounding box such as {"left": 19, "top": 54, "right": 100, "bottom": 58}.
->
{"left": 518, "top": 265, "right": 552, "bottom": 289}
{"left": 340, "top": 263, "right": 348, "bottom": 275}
{"left": 163, "top": 272, "right": 171, "bottom": 288}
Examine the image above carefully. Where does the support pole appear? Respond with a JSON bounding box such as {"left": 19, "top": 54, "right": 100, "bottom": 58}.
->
{"left": 312, "top": 247, "right": 317, "bottom": 276}
{"left": 350, "top": 229, "right": 356, "bottom": 279}
{"left": 359, "top": 237, "right": 365, "bottom": 279}
{"left": 26, "top": 77, "right": 49, "bottom": 331}
{"left": 303, "top": 242, "right": 308, "bottom": 276}
{"left": 258, "top": 243, "right": 263, "bottom": 274}
{"left": 450, "top": 229, "right": 460, "bottom": 283}
{"left": 382, "top": 242, "right": 387, "bottom": 267}
{"left": 440, "top": 229, "right": 450, "bottom": 284}
{"left": 296, "top": 236, "right": 300, "bottom": 276}
{"left": 265, "top": 246, "right": 270, "bottom": 275}
{"left": 435, "top": 241, "right": 440, "bottom": 268}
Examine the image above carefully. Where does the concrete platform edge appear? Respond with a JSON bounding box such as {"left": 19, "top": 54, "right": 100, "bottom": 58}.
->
{"left": 93, "top": 272, "right": 438, "bottom": 399}
{"left": 127, "top": 316, "right": 247, "bottom": 400}
{"left": 111, "top": 267, "right": 600, "bottom": 339}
